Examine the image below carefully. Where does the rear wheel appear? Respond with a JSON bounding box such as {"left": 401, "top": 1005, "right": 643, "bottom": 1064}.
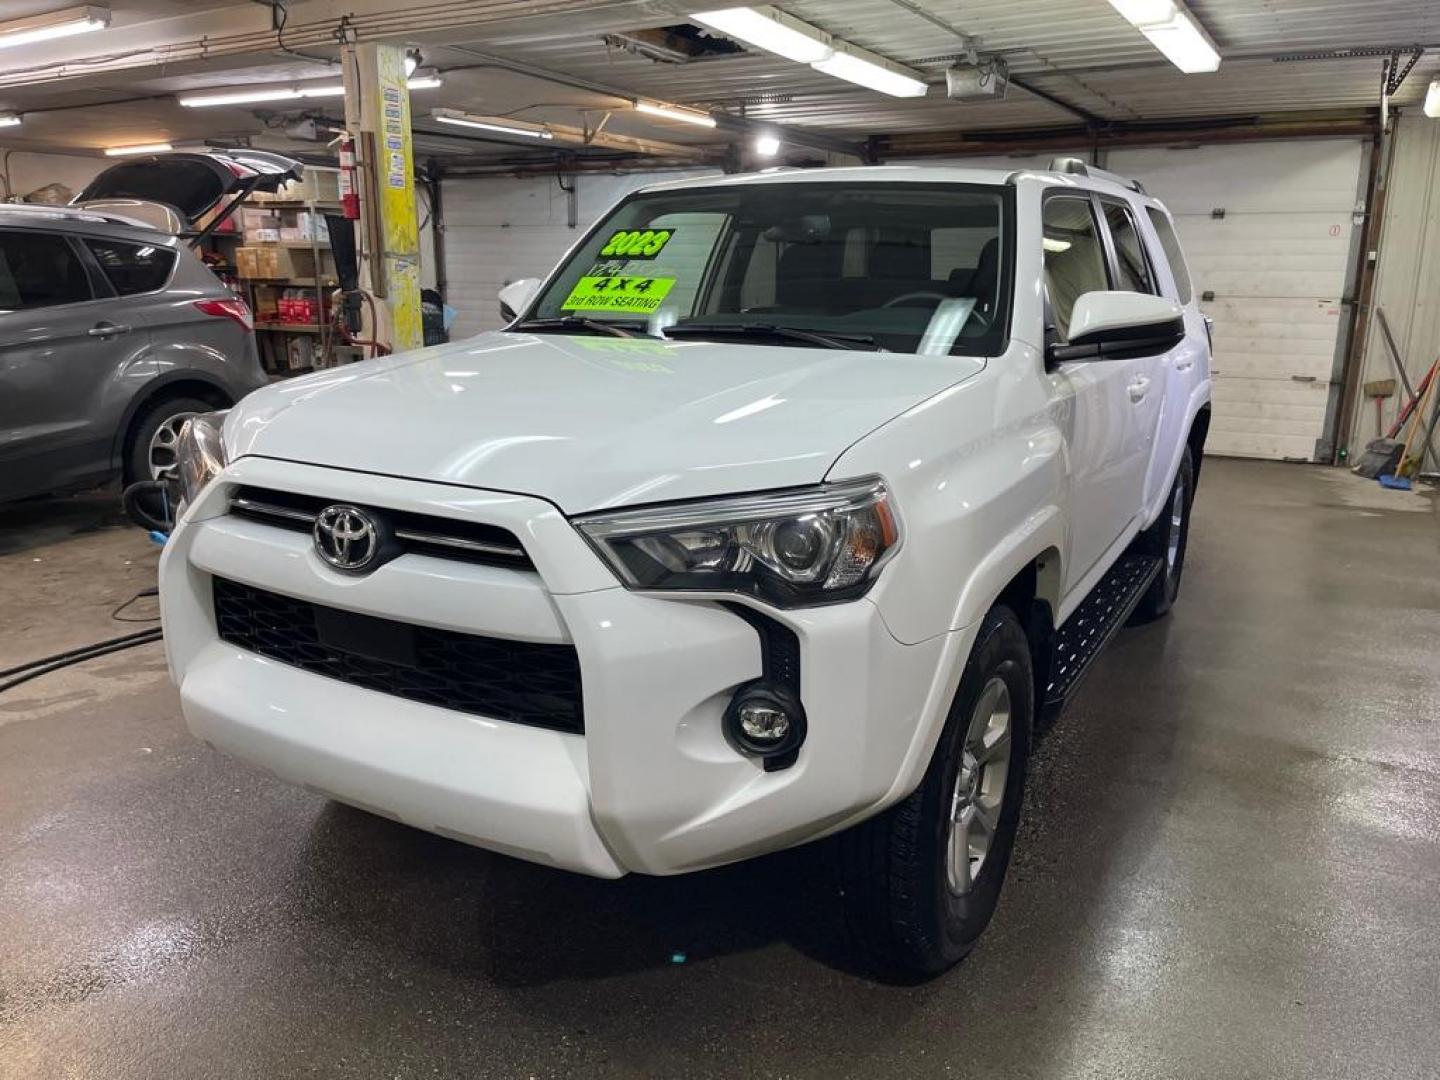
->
{"left": 124, "top": 396, "right": 213, "bottom": 483}
{"left": 839, "top": 606, "right": 1033, "bottom": 977}
{"left": 1131, "top": 445, "right": 1195, "bottom": 623}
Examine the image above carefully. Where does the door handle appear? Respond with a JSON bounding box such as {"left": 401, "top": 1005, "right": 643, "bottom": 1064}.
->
{"left": 88, "top": 322, "right": 131, "bottom": 338}
{"left": 1175, "top": 357, "right": 1194, "bottom": 372}
{"left": 1127, "top": 376, "right": 1151, "bottom": 402}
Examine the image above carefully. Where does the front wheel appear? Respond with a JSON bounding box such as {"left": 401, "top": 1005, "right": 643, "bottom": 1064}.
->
{"left": 838, "top": 605, "right": 1034, "bottom": 978}
{"left": 124, "top": 396, "right": 213, "bottom": 484}
{"left": 1131, "top": 445, "right": 1195, "bottom": 623}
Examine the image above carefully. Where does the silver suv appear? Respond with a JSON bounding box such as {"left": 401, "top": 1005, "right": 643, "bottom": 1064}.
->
{"left": 0, "top": 150, "right": 299, "bottom": 503}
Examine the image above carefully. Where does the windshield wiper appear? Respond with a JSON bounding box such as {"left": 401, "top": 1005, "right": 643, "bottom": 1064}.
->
{"left": 512, "top": 316, "right": 649, "bottom": 339}
{"left": 664, "top": 323, "right": 880, "bottom": 351}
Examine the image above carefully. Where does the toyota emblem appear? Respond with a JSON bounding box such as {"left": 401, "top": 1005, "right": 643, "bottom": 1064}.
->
{"left": 313, "top": 504, "right": 381, "bottom": 572}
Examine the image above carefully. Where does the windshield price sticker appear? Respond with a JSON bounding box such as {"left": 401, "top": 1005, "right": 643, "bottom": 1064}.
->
{"left": 561, "top": 275, "right": 676, "bottom": 313}
{"left": 598, "top": 229, "right": 675, "bottom": 259}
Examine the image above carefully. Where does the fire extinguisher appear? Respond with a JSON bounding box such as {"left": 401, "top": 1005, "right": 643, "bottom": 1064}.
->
{"left": 338, "top": 134, "right": 360, "bottom": 220}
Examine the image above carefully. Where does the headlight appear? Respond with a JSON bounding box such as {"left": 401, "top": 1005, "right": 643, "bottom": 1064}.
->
{"left": 574, "top": 477, "right": 900, "bottom": 607}
{"left": 174, "top": 410, "right": 229, "bottom": 504}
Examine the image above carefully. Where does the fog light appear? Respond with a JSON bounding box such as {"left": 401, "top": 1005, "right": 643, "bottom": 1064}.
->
{"left": 724, "top": 681, "right": 807, "bottom": 763}
{"left": 740, "top": 702, "right": 790, "bottom": 742}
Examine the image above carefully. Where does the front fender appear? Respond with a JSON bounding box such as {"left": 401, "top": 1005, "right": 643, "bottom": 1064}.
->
{"left": 830, "top": 344, "right": 1066, "bottom": 646}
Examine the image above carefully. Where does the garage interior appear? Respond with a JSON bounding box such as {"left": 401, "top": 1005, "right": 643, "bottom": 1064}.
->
{"left": 1, "top": 1, "right": 1439, "bottom": 1077}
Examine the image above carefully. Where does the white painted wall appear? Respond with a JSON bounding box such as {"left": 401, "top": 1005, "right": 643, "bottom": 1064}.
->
{"left": 0, "top": 147, "right": 105, "bottom": 201}
{"left": 1352, "top": 112, "right": 1440, "bottom": 460}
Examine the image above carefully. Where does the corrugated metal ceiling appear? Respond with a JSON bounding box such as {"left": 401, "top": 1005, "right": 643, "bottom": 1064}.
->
{"left": 440, "top": 0, "right": 1440, "bottom": 135}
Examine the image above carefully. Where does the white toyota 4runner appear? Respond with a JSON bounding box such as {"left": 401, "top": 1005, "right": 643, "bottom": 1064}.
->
{"left": 159, "top": 160, "right": 1212, "bottom": 975}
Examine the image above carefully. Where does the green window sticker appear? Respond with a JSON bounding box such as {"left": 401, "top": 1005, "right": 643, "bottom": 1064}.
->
{"left": 598, "top": 228, "right": 675, "bottom": 259}
{"left": 561, "top": 275, "right": 676, "bottom": 313}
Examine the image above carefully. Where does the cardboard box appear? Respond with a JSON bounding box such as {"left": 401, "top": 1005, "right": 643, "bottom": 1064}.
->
{"left": 239, "top": 209, "right": 280, "bottom": 231}
{"left": 285, "top": 336, "right": 315, "bottom": 371}
{"left": 259, "top": 168, "right": 342, "bottom": 206}
{"left": 251, "top": 227, "right": 281, "bottom": 243}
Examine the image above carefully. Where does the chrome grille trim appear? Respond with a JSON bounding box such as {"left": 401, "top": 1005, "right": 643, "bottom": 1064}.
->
{"left": 227, "top": 486, "right": 534, "bottom": 570}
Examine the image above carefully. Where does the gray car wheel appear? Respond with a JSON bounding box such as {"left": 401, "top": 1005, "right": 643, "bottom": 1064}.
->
{"left": 124, "top": 396, "right": 216, "bottom": 485}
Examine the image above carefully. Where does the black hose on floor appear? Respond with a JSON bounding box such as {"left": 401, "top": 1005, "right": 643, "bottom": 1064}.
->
{"left": 0, "top": 629, "right": 164, "bottom": 695}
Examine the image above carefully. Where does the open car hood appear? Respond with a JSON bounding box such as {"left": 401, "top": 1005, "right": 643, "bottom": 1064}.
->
{"left": 73, "top": 149, "right": 303, "bottom": 230}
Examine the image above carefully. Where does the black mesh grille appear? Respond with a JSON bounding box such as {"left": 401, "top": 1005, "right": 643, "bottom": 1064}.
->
{"left": 213, "top": 578, "right": 583, "bottom": 733}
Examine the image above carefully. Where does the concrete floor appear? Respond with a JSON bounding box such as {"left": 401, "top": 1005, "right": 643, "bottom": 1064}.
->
{"left": 1, "top": 460, "right": 1437, "bottom": 1079}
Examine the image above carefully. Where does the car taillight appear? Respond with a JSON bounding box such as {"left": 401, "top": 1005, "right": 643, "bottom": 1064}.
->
{"left": 194, "top": 298, "right": 253, "bottom": 331}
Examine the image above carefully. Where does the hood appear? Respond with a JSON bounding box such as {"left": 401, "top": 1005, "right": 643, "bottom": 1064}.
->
{"left": 74, "top": 149, "right": 303, "bottom": 229}
{"left": 226, "top": 332, "right": 986, "bottom": 513}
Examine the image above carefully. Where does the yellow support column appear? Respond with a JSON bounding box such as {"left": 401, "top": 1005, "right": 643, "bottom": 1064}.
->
{"left": 342, "top": 42, "right": 422, "bottom": 353}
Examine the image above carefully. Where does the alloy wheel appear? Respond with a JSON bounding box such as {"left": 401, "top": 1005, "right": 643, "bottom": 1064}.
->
{"left": 946, "top": 676, "right": 1013, "bottom": 896}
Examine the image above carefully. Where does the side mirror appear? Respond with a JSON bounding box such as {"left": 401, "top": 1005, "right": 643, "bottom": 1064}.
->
{"left": 1048, "top": 291, "right": 1184, "bottom": 363}
{"left": 498, "top": 278, "right": 541, "bottom": 323}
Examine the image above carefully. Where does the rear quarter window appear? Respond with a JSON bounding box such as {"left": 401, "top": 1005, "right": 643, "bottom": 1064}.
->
{"left": 84, "top": 238, "right": 177, "bottom": 296}
{"left": 1144, "top": 207, "right": 1193, "bottom": 304}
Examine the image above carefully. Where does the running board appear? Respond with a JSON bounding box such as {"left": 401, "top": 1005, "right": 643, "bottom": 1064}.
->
{"left": 1043, "top": 552, "right": 1164, "bottom": 713}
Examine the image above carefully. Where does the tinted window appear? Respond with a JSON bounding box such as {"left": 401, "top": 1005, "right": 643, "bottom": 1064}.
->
{"left": 528, "top": 183, "right": 1011, "bottom": 356}
{"left": 1145, "top": 206, "right": 1193, "bottom": 303}
{"left": 0, "top": 231, "right": 92, "bottom": 310}
{"left": 85, "top": 238, "right": 176, "bottom": 295}
{"left": 1102, "top": 202, "right": 1154, "bottom": 294}
{"left": 1042, "top": 197, "right": 1109, "bottom": 339}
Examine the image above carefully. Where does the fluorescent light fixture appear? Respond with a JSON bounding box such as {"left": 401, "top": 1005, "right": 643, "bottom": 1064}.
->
{"left": 1105, "top": 0, "right": 1220, "bottom": 73}
{"left": 180, "top": 75, "right": 442, "bottom": 108}
{"left": 634, "top": 100, "right": 717, "bottom": 128}
{"left": 0, "top": 4, "right": 109, "bottom": 51}
{"left": 1106, "top": 0, "right": 1178, "bottom": 22}
{"left": 813, "top": 43, "right": 928, "bottom": 98}
{"left": 105, "top": 142, "right": 173, "bottom": 157}
{"left": 754, "top": 132, "right": 780, "bottom": 156}
{"left": 430, "top": 108, "right": 553, "bottom": 140}
{"left": 1425, "top": 78, "right": 1440, "bottom": 118}
{"left": 0, "top": 113, "right": 20, "bottom": 127}
{"left": 1139, "top": 11, "right": 1220, "bottom": 73}
{"left": 690, "top": 6, "right": 832, "bottom": 65}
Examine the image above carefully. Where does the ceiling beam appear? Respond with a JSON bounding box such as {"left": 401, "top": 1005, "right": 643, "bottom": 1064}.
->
{"left": 875, "top": 109, "right": 1381, "bottom": 158}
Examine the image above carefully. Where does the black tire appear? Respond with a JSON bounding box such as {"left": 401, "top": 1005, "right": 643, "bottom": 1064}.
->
{"left": 1130, "top": 444, "right": 1195, "bottom": 623}
{"left": 838, "top": 605, "right": 1034, "bottom": 978}
{"left": 123, "top": 396, "right": 215, "bottom": 484}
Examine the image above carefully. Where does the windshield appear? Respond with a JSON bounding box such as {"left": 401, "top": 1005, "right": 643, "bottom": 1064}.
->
{"left": 524, "top": 181, "right": 1012, "bottom": 356}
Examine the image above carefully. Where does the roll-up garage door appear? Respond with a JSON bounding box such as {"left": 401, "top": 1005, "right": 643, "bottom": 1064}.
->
{"left": 442, "top": 169, "right": 720, "bottom": 339}
{"left": 1111, "top": 141, "right": 1367, "bottom": 461}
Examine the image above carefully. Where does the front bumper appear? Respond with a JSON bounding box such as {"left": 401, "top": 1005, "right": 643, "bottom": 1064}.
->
{"left": 160, "top": 456, "right": 961, "bottom": 877}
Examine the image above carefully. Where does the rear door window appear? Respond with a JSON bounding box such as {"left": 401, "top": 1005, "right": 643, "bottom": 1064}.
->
{"left": 0, "top": 231, "right": 93, "bottom": 310}
{"left": 1041, "top": 197, "right": 1110, "bottom": 339}
{"left": 1101, "top": 202, "right": 1155, "bottom": 294}
{"left": 84, "top": 238, "right": 177, "bottom": 295}
{"left": 1145, "top": 206, "right": 1193, "bottom": 303}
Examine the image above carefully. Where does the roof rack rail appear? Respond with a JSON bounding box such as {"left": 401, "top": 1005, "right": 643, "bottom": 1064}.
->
{"left": 1049, "top": 156, "right": 1146, "bottom": 195}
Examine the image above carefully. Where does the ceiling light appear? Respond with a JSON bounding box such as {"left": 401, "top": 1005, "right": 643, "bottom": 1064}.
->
{"left": 179, "top": 75, "right": 442, "bottom": 108}
{"left": 754, "top": 132, "right": 780, "bottom": 156}
{"left": 813, "top": 43, "right": 928, "bottom": 98}
{"left": 105, "top": 143, "right": 173, "bottom": 157}
{"left": 0, "top": 4, "right": 109, "bottom": 51}
{"left": 1105, "top": 0, "right": 1220, "bottom": 73}
{"left": 430, "top": 108, "right": 553, "bottom": 139}
{"left": 1138, "top": 11, "right": 1220, "bottom": 73}
{"left": 0, "top": 113, "right": 20, "bottom": 127}
{"left": 1106, "top": 0, "right": 1178, "bottom": 22}
{"left": 690, "top": 6, "right": 833, "bottom": 65}
{"left": 634, "top": 101, "right": 717, "bottom": 128}
{"left": 1424, "top": 78, "right": 1440, "bottom": 118}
